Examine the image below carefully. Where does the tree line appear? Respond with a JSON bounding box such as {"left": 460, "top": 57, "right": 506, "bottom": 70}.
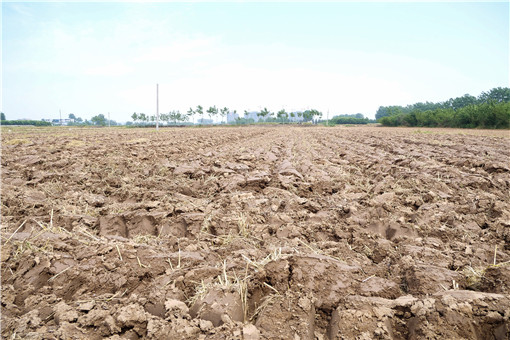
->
{"left": 0, "top": 112, "right": 119, "bottom": 127}
{"left": 67, "top": 113, "right": 120, "bottom": 126}
{"left": 130, "top": 106, "right": 324, "bottom": 125}
{"left": 1, "top": 112, "right": 52, "bottom": 126}
{"left": 243, "top": 108, "right": 323, "bottom": 123}
{"left": 329, "top": 113, "right": 373, "bottom": 125}
{"left": 377, "top": 87, "right": 510, "bottom": 129}
{"left": 330, "top": 117, "right": 370, "bottom": 125}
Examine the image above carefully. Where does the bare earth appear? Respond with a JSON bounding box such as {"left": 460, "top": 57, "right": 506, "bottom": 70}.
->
{"left": 1, "top": 125, "right": 509, "bottom": 339}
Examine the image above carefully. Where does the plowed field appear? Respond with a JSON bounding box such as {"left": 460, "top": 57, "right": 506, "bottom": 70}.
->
{"left": 1, "top": 125, "right": 509, "bottom": 339}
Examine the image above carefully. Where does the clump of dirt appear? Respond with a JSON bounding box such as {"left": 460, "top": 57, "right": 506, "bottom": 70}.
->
{"left": 1, "top": 126, "right": 509, "bottom": 339}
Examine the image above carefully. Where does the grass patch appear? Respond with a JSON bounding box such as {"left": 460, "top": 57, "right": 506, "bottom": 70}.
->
{"left": 126, "top": 138, "right": 149, "bottom": 144}
{"left": 3, "top": 138, "right": 31, "bottom": 145}
{"left": 67, "top": 140, "right": 85, "bottom": 147}
{"left": 187, "top": 259, "right": 250, "bottom": 322}
{"left": 12, "top": 239, "right": 54, "bottom": 260}
{"left": 412, "top": 129, "right": 435, "bottom": 134}
{"left": 132, "top": 234, "right": 158, "bottom": 244}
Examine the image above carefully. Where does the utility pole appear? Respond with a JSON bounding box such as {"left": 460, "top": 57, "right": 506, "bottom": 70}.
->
{"left": 327, "top": 109, "right": 329, "bottom": 126}
{"left": 156, "top": 84, "right": 159, "bottom": 130}
{"left": 59, "top": 109, "right": 62, "bottom": 126}
{"left": 108, "top": 112, "right": 111, "bottom": 128}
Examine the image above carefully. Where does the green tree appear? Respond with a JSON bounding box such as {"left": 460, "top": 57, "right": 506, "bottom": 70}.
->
{"left": 313, "top": 109, "right": 322, "bottom": 122}
{"left": 220, "top": 107, "right": 229, "bottom": 124}
{"left": 478, "top": 87, "right": 510, "bottom": 103}
{"left": 375, "top": 106, "right": 389, "bottom": 120}
{"left": 176, "top": 111, "right": 183, "bottom": 123}
{"left": 159, "top": 113, "right": 168, "bottom": 125}
{"left": 1, "top": 120, "right": 51, "bottom": 126}
{"left": 302, "top": 110, "right": 313, "bottom": 122}
{"left": 331, "top": 117, "right": 369, "bottom": 125}
{"left": 131, "top": 112, "right": 138, "bottom": 123}
{"left": 169, "top": 110, "right": 183, "bottom": 124}
{"left": 167, "top": 111, "right": 175, "bottom": 125}
{"left": 212, "top": 106, "right": 219, "bottom": 121}
{"left": 302, "top": 109, "right": 321, "bottom": 123}
{"left": 187, "top": 107, "right": 195, "bottom": 124}
{"left": 180, "top": 111, "right": 189, "bottom": 123}
{"left": 379, "top": 101, "right": 509, "bottom": 129}
{"left": 206, "top": 106, "right": 218, "bottom": 123}
{"left": 91, "top": 114, "right": 107, "bottom": 126}
{"left": 68, "top": 115, "right": 84, "bottom": 126}
{"left": 277, "top": 109, "right": 288, "bottom": 123}
{"left": 410, "top": 102, "right": 442, "bottom": 112}
{"left": 376, "top": 105, "right": 407, "bottom": 120}
{"left": 268, "top": 109, "right": 275, "bottom": 120}
{"left": 445, "top": 94, "right": 478, "bottom": 110}
{"left": 1, "top": 112, "right": 6, "bottom": 120}
{"left": 196, "top": 105, "right": 204, "bottom": 124}
{"left": 259, "top": 107, "right": 270, "bottom": 121}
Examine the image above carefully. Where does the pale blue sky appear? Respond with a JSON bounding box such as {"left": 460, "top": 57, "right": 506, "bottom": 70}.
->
{"left": 2, "top": 1, "right": 508, "bottom": 121}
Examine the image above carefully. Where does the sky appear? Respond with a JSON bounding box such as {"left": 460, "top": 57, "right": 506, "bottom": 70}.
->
{"left": 1, "top": 1, "right": 509, "bottom": 122}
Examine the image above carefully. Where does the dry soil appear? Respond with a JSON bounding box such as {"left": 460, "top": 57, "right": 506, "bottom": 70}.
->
{"left": 1, "top": 125, "right": 509, "bottom": 339}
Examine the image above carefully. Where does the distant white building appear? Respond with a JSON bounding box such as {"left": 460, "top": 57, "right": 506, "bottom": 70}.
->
{"left": 243, "top": 111, "right": 259, "bottom": 122}
{"left": 44, "top": 118, "right": 74, "bottom": 125}
{"left": 226, "top": 112, "right": 239, "bottom": 123}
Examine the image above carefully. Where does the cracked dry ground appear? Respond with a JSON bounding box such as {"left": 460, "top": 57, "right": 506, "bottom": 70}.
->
{"left": 1, "top": 125, "right": 510, "bottom": 340}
